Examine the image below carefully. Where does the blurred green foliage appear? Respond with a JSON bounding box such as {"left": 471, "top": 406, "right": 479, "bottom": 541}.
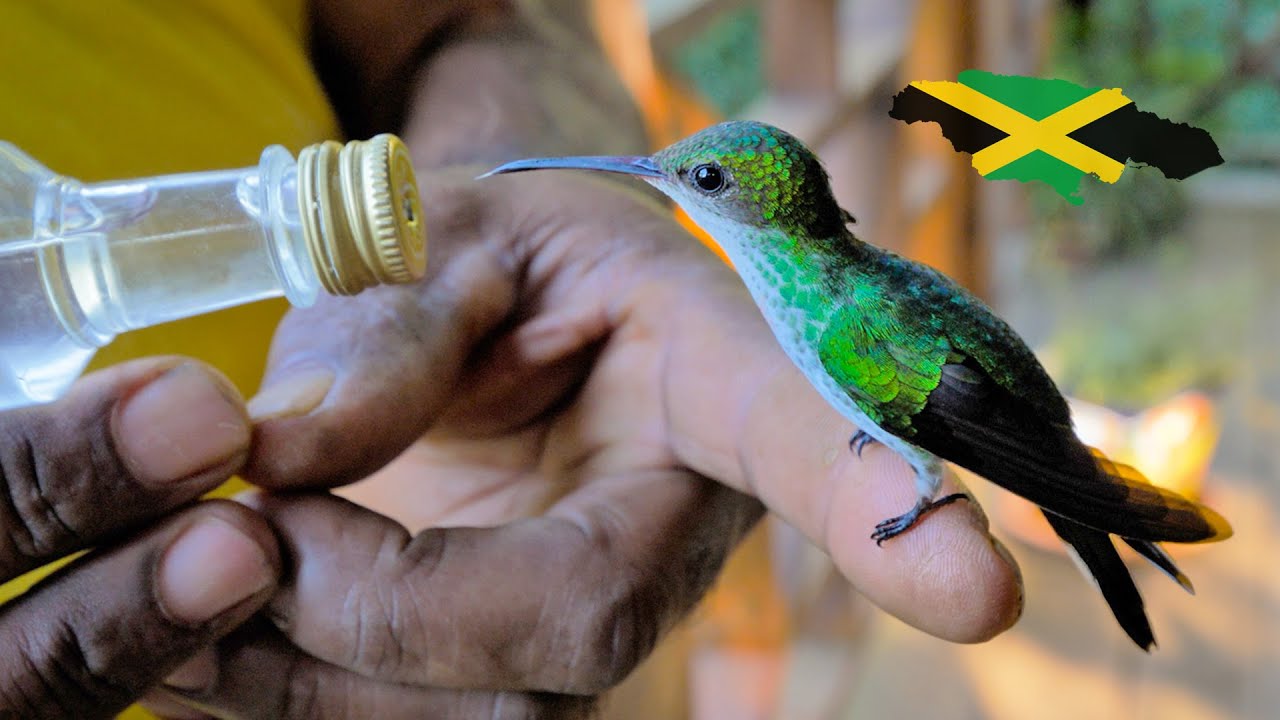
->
{"left": 670, "top": 6, "right": 764, "bottom": 117}
{"left": 1040, "top": 0, "right": 1279, "bottom": 258}
{"left": 1054, "top": 0, "right": 1279, "bottom": 134}
{"left": 1032, "top": 1, "right": 1277, "bottom": 405}
{"left": 1039, "top": 250, "right": 1248, "bottom": 408}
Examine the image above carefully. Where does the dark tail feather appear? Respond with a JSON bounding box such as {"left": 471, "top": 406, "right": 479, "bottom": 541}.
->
{"left": 913, "top": 369, "right": 1233, "bottom": 542}
{"left": 1042, "top": 511, "right": 1155, "bottom": 650}
{"left": 1122, "top": 538, "right": 1195, "bottom": 594}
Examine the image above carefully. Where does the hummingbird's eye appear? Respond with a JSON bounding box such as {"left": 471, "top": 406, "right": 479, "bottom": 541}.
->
{"left": 691, "top": 164, "right": 726, "bottom": 193}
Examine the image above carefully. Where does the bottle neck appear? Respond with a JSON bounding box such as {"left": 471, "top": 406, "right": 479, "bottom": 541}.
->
{"left": 39, "top": 135, "right": 425, "bottom": 349}
{"left": 41, "top": 147, "right": 320, "bottom": 347}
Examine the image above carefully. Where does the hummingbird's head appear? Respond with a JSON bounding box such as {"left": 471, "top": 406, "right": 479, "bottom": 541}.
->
{"left": 483, "top": 121, "right": 850, "bottom": 247}
{"left": 647, "top": 121, "right": 846, "bottom": 239}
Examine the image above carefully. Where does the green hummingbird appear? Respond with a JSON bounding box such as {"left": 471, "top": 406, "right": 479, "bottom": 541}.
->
{"left": 484, "top": 120, "right": 1232, "bottom": 649}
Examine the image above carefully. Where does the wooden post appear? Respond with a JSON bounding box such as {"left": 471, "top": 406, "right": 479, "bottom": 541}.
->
{"left": 763, "top": 0, "right": 838, "bottom": 97}
{"left": 895, "top": 0, "right": 982, "bottom": 292}
{"left": 974, "top": 0, "right": 1054, "bottom": 307}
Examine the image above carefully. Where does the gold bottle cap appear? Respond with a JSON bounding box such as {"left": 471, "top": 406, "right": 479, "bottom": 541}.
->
{"left": 297, "top": 134, "right": 427, "bottom": 295}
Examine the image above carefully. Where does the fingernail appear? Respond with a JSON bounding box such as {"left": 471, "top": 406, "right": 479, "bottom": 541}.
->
{"left": 117, "top": 364, "right": 251, "bottom": 486}
{"left": 990, "top": 535, "right": 1026, "bottom": 619}
{"left": 247, "top": 367, "right": 335, "bottom": 422}
{"left": 164, "top": 647, "right": 218, "bottom": 692}
{"left": 158, "top": 516, "right": 274, "bottom": 625}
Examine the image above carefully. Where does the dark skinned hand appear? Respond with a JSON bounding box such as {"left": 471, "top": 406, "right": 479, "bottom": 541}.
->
{"left": 139, "top": 169, "right": 1021, "bottom": 719}
{"left": 0, "top": 359, "right": 280, "bottom": 719}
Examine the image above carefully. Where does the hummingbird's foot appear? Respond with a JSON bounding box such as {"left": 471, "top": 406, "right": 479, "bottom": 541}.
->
{"left": 847, "top": 430, "right": 878, "bottom": 458}
{"left": 871, "top": 492, "right": 969, "bottom": 546}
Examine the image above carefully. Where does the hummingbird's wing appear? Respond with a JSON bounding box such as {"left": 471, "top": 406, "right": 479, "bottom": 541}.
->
{"left": 816, "top": 282, "right": 1231, "bottom": 544}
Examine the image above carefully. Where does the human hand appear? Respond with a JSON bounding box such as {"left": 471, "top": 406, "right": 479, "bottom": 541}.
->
{"left": 145, "top": 169, "right": 1022, "bottom": 718}
{"left": 0, "top": 359, "right": 280, "bottom": 719}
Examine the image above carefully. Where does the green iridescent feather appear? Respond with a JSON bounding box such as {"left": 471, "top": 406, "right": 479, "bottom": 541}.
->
{"left": 817, "top": 285, "right": 949, "bottom": 434}
{"left": 817, "top": 250, "right": 1070, "bottom": 436}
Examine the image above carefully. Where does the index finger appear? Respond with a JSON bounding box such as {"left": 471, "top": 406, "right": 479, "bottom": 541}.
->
{"left": 651, "top": 272, "right": 1023, "bottom": 642}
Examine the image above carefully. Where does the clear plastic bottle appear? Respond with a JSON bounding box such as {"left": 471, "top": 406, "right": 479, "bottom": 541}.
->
{"left": 0, "top": 134, "right": 427, "bottom": 410}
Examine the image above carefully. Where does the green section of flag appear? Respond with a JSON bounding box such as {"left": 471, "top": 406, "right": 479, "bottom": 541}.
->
{"left": 984, "top": 150, "right": 1085, "bottom": 205}
{"left": 957, "top": 70, "right": 1100, "bottom": 121}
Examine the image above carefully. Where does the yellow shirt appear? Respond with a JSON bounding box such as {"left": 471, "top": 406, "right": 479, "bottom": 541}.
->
{"left": 0, "top": 1, "right": 340, "bottom": 715}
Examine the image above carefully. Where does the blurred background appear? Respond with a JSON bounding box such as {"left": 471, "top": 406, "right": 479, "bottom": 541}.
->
{"left": 584, "top": 0, "right": 1280, "bottom": 717}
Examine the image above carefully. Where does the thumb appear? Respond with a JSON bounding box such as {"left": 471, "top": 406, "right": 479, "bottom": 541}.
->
{"left": 243, "top": 178, "right": 516, "bottom": 488}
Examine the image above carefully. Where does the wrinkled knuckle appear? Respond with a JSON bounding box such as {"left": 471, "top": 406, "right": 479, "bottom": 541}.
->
{"left": 2, "top": 617, "right": 136, "bottom": 718}
{"left": 0, "top": 416, "right": 104, "bottom": 570}
{"left": 560, "top": 578, "right": 657, "bottom": 694}
{"left": 532, "top": 524, "right": 657, "bottom": 695}
{"left": 343, "top": 530, "right": 443, "bottom": 680}
{"left": 347, "top": 589, "right": 417, "bottom": 679}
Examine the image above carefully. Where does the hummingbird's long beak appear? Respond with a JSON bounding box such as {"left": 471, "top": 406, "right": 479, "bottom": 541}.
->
{"left": 480, "top": 155, "right": 664, "bottom": 179}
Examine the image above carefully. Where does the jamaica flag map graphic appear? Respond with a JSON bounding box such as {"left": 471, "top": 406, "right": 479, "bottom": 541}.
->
{"left": 889, "top": 70, "right": 1224, "bottom": 204}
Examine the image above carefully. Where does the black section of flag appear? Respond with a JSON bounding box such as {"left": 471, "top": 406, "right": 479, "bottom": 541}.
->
{"left": 1067, "top": 103, "right": 1224, "bottom": 180}
{"left": 888, "top": 85, "right": 1007, "bottom": 154}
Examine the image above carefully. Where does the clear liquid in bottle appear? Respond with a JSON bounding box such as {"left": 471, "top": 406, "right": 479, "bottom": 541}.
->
{"left": 0, "top": 136, "right": 426, "bottom": 410}
{"left": 0, "top": 237, "right": 99, "bottom": 405}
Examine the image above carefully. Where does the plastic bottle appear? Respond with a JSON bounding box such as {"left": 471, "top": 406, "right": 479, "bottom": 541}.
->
{"left": 0, "top": 134, "right": 427, "bottom": 410}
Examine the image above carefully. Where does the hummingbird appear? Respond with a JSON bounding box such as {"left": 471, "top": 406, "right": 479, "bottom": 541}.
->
{"left": 483, "top": 120, "right": 1232, "bottom": 649}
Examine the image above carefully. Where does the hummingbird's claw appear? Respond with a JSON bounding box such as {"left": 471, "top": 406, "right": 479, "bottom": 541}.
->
{"left": 871, "top": 492, "right": 970, "bottom": 545}
{"left": 847, "top": 429, "right": 878, "bottom": 458}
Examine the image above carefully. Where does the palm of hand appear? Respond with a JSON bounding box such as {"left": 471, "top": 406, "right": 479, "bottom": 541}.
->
{"left": 335, "top": 171, "right": 749, "bottom": 532}
{"left": 145, "top": 172, "right": 1017, "bottom": 718}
